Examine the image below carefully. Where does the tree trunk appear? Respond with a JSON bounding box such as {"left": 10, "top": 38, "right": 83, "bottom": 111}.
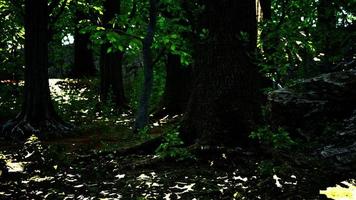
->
{"left": 99, "top": 0, "right": 127, "bottom": 108}
{"left": 134, "top": 0, "right": 157, "bottom": 131}
{"left": 317, "top": 0, "right": 337, "bottom": 62}
{"left": 100, "top": 46, "right": 127, "bottom": 107}
{"left": 154, "top": 53, "right": 191, "bottom": 117}
{"left": 180, "top": 0, "right": 265, "bottom": 146}
{"left": 1, "top": 0, "right": 71, "bottom": 140}
{"left": 72, "top": 3, "right": 96, "bottom": 78}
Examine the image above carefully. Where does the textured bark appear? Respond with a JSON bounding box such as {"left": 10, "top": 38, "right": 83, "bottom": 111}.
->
{"left": 181, "top": 0, "right": 265, "bottom": 146}
{"left": 154, "top": 53, "right": 191, "bottom": 117}
{"left": 99, "top": 0, "right": 127, "bottom": 108}
{"left": 72, "top": 3, "right": 96, "bottom": 78}
{"left": 134, "top": 0, "right": 157, "bottom": 131}
{"left": 1, "top": 0, "right": 70, "bottom": 140}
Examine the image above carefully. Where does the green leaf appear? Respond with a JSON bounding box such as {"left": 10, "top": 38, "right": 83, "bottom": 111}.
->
{"left": 106, "top": 32, "right": 120, "bottom": 43}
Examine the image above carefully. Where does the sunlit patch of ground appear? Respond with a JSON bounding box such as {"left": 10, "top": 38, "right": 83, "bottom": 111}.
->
{"left": 320, "top": 180, "right": 356, "bottom": 200}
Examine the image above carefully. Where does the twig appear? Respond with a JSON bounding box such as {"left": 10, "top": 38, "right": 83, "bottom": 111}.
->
{"left": 114, "top": 29, "right": 144, "bottom": 41}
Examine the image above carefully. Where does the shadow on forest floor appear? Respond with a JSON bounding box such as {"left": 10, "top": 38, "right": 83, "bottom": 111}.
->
{"left": 0, "top": 131, "right": 343, "bottom": 200}
{"left": 0, "top": 79, "right": 354, "bottom": 199}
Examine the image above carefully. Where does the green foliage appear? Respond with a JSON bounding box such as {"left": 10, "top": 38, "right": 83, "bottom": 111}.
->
{"left": 137, "top": 125, "right": 151, "bottom": 140}
{"left": 258, "top": 0, "right": 355, "bottom": 87}
{"left": 257, "top": 160, "right": 294, "bottom": 178}
{"left": 257, "top": 160, "right": 275, "bottom": 176}
{"left": 0, "top": 82, "right": 22, "bottom": 119}
{"left": 151, "top": 62, "right": 166, "bottom": 108}
{"left": 128, "top": 62, "right": 166, "bottom": 112}
{"left": 155, "top": 125, "right": 193, "bottom": 160}
{"left": 250, "top": 126, "right": 296, "bottom": 150}
{"left": 50, "top": 79, "right": 128, "bottom": 127}
{"left": 0, "top": 0, "right": 25, "bottom": 78}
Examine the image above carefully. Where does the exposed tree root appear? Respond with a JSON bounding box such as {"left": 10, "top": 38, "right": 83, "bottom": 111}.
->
{"left": 114, "top": 136, "right": 163, "bottom": 156}
{"left": 150, "top": 107, "right": 174, "bottom": 121}
{"left": 1, "top": 117, "right": 73, "bottom": 141}
{"left": 117, "top": 155, "right": 163, "bottom": 171}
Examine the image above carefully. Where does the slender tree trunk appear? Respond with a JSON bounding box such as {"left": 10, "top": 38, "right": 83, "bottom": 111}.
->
{"left": 100, "top": 46, "right": 127, "bottom": 107}
{"left": 317, "top": 0, "right": 337, "bottom": 62}
{"left": 134, "top": 0, "right": 157, "bottom": 131}
{"left": 99, "top": 0, "right": 127, "bottom": 108}
{"left": 72, "top": 2, "right": 96, "bottom": 78}
{"left": 180, "top": 0, "right": 265, "bottom": 146}
{"left": 154, "top": 53, "right": 191, "bottom": 117}
{"left": 1, "top": 0, "right": 70, "bottom": 140}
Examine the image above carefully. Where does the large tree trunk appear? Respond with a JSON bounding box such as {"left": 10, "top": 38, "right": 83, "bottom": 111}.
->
{"left": 180, "top": 0, "right": 265, "bottom": 146}
{"left": 72, "top": 5, "right": 96, "bottom": 78}
{"left": 154, "top": 53, "right": 191, "bottom": 117}
{"left": 99, "top": 0, "right": 127, "bottom": 108}
{"left": 1, "top": 0, "right": 70, "bottom": 140}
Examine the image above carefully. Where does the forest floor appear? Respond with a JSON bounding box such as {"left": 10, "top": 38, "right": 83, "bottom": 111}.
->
{"left": 0, "top": 127, "right": 337, "bottom": 200}
{"left": 0, "top": 79, "right": 352, "bottom": 199}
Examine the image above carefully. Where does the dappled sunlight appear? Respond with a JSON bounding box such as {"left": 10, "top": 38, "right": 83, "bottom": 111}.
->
{"left": 49, "top": 79, "right": 91, "bottom": 103}
{"left": 0, "top": 0, "right": 354, "bottom": 198}
{"left": 47, "top": 78, "right": 135, "bottom": 127}
{"left": 0, "top": 135, "right": 351, "bottom": 199}
{"left": 320, "top": 180, "right": 356, "bottom": 200}
{"left": 6, "top": 160, "right": 26, "bottom": 173}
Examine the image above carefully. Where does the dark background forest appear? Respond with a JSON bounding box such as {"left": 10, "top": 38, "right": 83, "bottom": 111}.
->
{"left": 0, "top": 0, "right": 355, "bottom": 199}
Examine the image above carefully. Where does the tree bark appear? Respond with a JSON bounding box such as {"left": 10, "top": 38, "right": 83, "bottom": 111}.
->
{"left": 99, "top": 0, "right": 127, "bottom": 108}
{"left": 154, "top": 53, "right": 191, "bottom": 117}
{"left": 1, "top": 0, "right": 71, "bottom": 140}
{"left": 71, "top": 2, "right": 96, "bottom": 78}
{"left": 180, "top": 0, "right": 265, "bottom": 146}
{"left": 317, "top": 0, "right": 337, "bottom": 61}
{"left": 134, "top": 0, "right": 158, "bottom": 131}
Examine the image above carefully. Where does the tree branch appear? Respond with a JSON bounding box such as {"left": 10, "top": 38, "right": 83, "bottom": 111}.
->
{"left": 114, "top": 29, "right": 144, "bottom": 41}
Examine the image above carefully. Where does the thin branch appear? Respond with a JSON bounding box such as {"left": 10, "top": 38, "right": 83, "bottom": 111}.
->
{"left": 114, "top": 29, "right": 144, "bottom": 41}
